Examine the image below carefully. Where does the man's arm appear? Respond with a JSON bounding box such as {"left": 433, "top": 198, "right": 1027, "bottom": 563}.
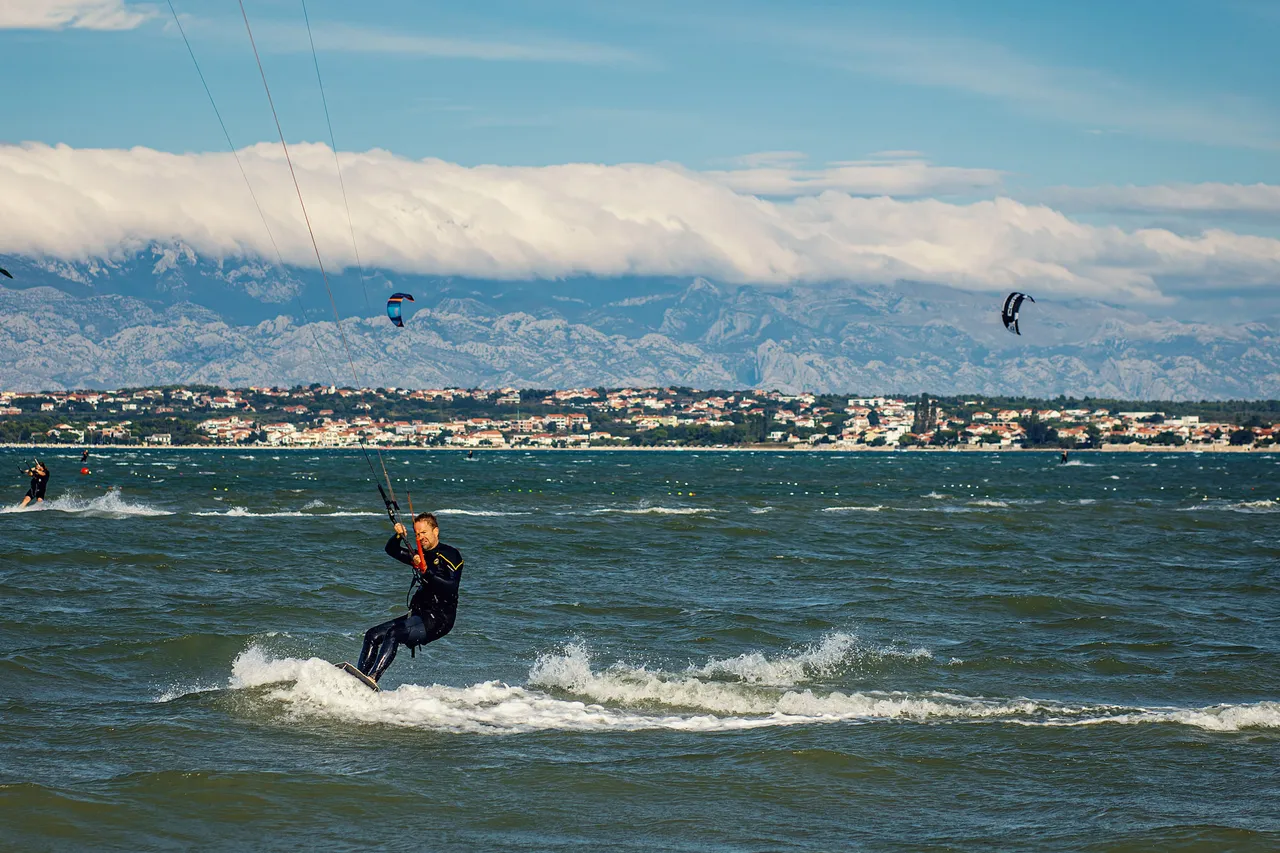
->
{"left": 385, "top": 534, "right": 417, "bottom": 568}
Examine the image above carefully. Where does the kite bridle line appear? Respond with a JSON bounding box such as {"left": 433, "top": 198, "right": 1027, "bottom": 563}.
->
{"left": 300, "top": 0, "right": 393, "bottom": 392}
{"left": 164, "top": 0, "right": 340, "bottom": 392}
{"left": 238, "top": 0, "right": 400, "bottom": 523}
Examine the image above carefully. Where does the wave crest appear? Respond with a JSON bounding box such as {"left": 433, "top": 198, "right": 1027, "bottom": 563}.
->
{"left": 226, "top": 644, "right": 1280, "bottom": 735}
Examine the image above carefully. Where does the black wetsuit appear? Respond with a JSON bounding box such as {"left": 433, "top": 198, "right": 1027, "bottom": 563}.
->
{"left": 357, "top": 535, "right": 463, "bottom": 682}
{"left": 25, "top": 469, "right": 49, "bottom": 501}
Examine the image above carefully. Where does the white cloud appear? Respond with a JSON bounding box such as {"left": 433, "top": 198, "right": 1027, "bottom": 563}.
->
{"left": 707, "top": 154, "right": 1003, "bottom": 197}
{"left": 1044, "top": 183, "right": 1280, "bottom": 217}
{"left": 726, "top": 151, "right": 808, "bottom": 168}
{"left": 0, "top": 142, "right": 1277, "bottom": 303}
{"left": 0, "top": 0, "right": 154, "bottom": 30}
{"left": 303, "top": 22, "right": 641, "bottom": 65}
{"left": 182, "top": 16, "right": 641, "bottom": 66}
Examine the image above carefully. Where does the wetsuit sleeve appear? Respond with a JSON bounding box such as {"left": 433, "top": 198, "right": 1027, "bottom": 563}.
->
{"left": 385, "top": 534, "right": 416, "bottom": 568}
{"left": 429, "top": 561, "right": 461, "bottom": 599}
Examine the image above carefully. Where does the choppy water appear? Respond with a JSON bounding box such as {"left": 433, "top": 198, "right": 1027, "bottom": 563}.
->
{"left": 2, "top": 448, "right": 1277, "bottom": 850}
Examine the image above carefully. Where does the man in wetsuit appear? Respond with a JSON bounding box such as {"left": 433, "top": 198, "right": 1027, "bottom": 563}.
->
{"left": 356, "top": 512, "right": 463, "bottom": 683}
{"left": 19, "top": 460, "right": 49, "bottom": 508}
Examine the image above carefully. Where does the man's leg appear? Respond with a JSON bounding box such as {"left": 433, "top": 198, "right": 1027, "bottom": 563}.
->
{"left": 358, "top": 618, "right": 397, "bottom": 675}
{"left": 369, "top": 612, "right": 441, "bottom": 682}
{"left": 369, "top": 611, "right": 455, "bottom": 682}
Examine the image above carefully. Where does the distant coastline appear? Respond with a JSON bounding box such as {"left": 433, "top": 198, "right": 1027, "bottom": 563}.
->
{"left": 2, "top": 442, "right": 1272, "bottom": 453}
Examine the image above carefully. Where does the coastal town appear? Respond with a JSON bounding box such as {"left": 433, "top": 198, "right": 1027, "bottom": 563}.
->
{"left": 1, "top": 385, "right": 1275, "bottom": 450}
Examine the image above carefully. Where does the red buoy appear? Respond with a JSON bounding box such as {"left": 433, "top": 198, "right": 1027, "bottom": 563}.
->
{"left": 81, "top": 467, "right": 90, "bottom": 475}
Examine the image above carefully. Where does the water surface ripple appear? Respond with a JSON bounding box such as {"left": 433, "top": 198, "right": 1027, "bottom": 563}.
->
{"left": 1, "top": 449, "right": 1277, "bottom": 850}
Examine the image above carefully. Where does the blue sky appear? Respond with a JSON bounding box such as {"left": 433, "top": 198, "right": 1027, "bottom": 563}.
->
{"left": 2, "top": 0, "right": 1277, "bottom": 189}
{"left": 2, "top": 0, "right": 1279, "bottom": 316}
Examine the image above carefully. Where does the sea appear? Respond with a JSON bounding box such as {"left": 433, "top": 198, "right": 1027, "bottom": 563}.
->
{"left": 1, "top": 448, "right": 1277, "bottom": 851}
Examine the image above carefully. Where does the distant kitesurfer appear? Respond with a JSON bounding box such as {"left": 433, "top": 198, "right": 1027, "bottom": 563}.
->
{"left": 81, "top": 449, "right": 90, "bottom": 463}
{"left": 19, "top": 460, "right": 49, "bottom": 508}
{"left": 356, "top": 513, "right": 463, "bottom": 684}
{"left": 1060, "top": 450, "right": 1069, "bottom": 464}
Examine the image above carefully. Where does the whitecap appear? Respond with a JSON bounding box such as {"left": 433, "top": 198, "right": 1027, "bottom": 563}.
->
{"left": 593, "top": 507, "right": 716, "bottom": 516}
{"left": 192, "top": 507, "right": 379, "bottom": 518}
{"left": 0, "top": 487, "right": 173, "bottom": 517}
{"left": 434, "top": 509, "right": 531, "bottom": 517}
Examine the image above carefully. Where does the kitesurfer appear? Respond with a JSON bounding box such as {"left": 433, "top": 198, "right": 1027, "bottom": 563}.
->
{"left": 81, "top": 449, "right": 90, "bottom": 463}
{"left": 1060, "top": 450, "right": 1069, "bottom": 464}
{"left": 19, "top": 460, "right": 49, "bottom": 508}
{"left": 356, "top": 512, "right": 463, "bottom": 683}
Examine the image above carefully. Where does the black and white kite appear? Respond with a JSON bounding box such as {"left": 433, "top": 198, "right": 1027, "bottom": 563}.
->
{"left": 1001, "top": 292, "right": 1034, "bottom": 335}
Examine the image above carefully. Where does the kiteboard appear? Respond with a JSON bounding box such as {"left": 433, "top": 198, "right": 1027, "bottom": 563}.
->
{"left": 335, "top": 661, "right": 380, "bottom": 692}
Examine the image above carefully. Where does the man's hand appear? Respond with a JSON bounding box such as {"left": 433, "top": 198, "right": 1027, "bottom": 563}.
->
{"left": 412, "top": 553, "right": 425, "bottom": 570}
{"left": 394, "top": 522, "right": 407, "bottom": 537}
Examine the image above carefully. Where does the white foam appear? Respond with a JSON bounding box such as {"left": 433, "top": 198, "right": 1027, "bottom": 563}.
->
{"left": 748, "top": 506, "right": 775, "bottom": 514}
{"left": 434, "top": 509, "right": 530, "bottom": 517}
{"left": 1016, "top": 701, "right": 1280, "bottom": 732}
{"left": 594, "top": 507, "right": 716, "bottom": 516}
{"left": 1178, "top": 499, "right": 1280, "bottom": 514}
{"left": 192, "top": 506, "right": 378, "bottom": 518}
{"left": 0, "top": 487, "right": 173, "bottom": 517}
{"left": 822, "top": 505, "right": 884, "bottom": 513}
{"left": 687, "top": 632, "right": 932, "bottom": 687}
{"left": 1232, "top": 499, "right": 1280, "bottom": 512}
{"left": 227, "top": 645, "right": 1280, "bottom": 735}
{"left": 922, "top": 491, "right": 947, "bottom": 500}
{"left": 967, "top": 499, "right": 1009, "bottom": 508}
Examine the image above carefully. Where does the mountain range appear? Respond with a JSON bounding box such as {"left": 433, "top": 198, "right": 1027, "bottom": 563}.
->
{"left": 1, "top": 246, "right": 1276, "bottom": 398}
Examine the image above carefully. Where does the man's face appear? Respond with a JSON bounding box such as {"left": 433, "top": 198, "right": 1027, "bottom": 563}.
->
{"left": 414, "top": 522, "right": 439, "bottom": 550}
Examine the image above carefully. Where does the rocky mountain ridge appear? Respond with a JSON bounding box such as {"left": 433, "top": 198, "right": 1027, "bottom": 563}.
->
{"left": 0, "top": 248, "right": 1275, "bottom": 398}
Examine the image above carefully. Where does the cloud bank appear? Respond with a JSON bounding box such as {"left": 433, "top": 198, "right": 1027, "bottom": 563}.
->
{"left": 707, "top": 153, "right": 1003, "bottom": 197}
{"left": 1, "top": 142, "right": 1278, "bottom": 302}
{"left": 0, "top": 0, "right": 154, "bottom": 31}
{"left": 1045, "top": 183, "right": 1280, "bottom": 217}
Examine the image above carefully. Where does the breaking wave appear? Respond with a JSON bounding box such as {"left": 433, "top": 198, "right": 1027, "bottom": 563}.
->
{"left": 191, "top": 506, "right": 379, "bottom": 518}
{"left": 1178, "top": 499, "right": 1280, "bottom": 514}
{"left": 433, "top": 509, "right": 530, "bottom": 517}
{"left": 593, "top": 507, "right": 716, "bottom": 516}
{"left": 226, "top": 640, "right": 1279, "bottom": 735}
{"left": 0, "top": 487, "right": 172, "bottom": 517}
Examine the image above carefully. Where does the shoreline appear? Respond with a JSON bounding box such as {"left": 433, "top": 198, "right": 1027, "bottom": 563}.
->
{"left": 1, "top": 442, "right": 1272, "bottom": 453}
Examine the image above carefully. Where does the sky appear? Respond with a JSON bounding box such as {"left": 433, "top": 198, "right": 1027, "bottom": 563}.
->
{"left": 0, "top": 0, "right": 1278, "bottom": 314}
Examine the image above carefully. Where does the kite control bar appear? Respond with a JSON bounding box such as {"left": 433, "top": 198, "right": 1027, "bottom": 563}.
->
{"left": 377, "top": 482, "right": 400, "bottom": 527}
